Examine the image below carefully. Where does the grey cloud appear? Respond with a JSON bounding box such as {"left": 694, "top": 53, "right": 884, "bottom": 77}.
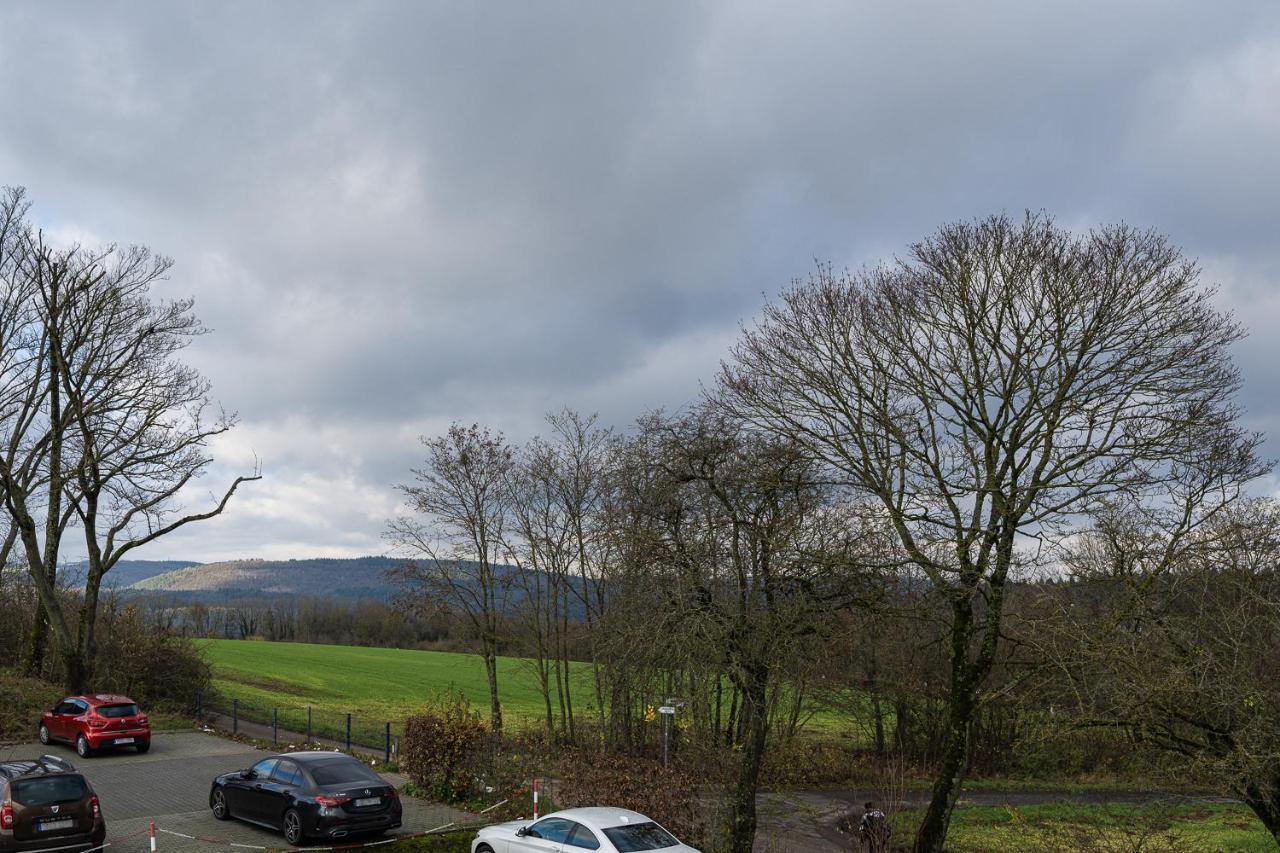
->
{"left": 3, "top": 0, "right": 1280, "bottom": 558}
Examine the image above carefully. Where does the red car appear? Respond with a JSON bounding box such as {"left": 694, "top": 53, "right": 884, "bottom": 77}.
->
{"left": 38, "top": 695, "right": 150, "bottom": 758}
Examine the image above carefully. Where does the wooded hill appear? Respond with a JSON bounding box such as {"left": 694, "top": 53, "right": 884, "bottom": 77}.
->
{"left": 126, "top": 556, "right": 533, "bottom": 604}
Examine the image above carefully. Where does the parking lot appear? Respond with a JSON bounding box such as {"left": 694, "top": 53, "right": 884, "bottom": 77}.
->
{"left": 4, "top": 731, "right": 469, "bottom": 853}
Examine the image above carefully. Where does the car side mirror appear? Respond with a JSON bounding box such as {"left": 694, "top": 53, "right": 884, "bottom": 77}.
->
{"left": 240, "top": 770, "right": 256, "bottom": 780}
{"left": 515, "top": 827, "right": 527, "bottom": 838}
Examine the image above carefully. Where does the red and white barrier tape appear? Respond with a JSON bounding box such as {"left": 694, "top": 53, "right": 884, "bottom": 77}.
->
{"left": 149, "top": 817, "right": 495, "bottom": 852}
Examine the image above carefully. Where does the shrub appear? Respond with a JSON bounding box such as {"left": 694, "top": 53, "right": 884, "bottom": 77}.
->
{"left": 92, "top": 604, "right": 211, "bottom": 712}
{"left": 0, "top": 668, "right": 63, "bottom": 739}
{"left": 555, "top": 750, "right": 711, "bottom": 849}
{"left": 760, "top": 736, "right": 853, "bottom": 787}
{"left": 0, "top": 585, "right": 210, "bottom": 713}
{"left": 401, "top": 690, "right": 491, "bottom": 803}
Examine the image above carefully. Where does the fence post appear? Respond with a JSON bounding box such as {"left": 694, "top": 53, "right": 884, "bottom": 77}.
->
{"left": 384, "top": 722, "right": 391, "bottom": 763}
{"left": 307, "top": 707, "right": 312, "bottom": 743}
{"left": 272, "top": 708, "right": 278, "bottom": 744}
{"left": 346, "top": 714, "right": 352, "bottom": 752}
{"left": 532, "top": 778, "right": 540, "bottom": 820}
{"left": 233, "top": 699, "right": 239, "bottom": 735}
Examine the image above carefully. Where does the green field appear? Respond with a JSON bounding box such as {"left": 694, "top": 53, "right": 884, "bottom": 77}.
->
{"left": 200, "top": 639, "right": 855, "bottom": 743}
{"left": 200, "top": 639, "right": 600, "bottom": 738}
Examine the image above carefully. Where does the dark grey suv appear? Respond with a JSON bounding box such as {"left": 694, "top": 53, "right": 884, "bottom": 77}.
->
{"left": 0, "top": 755, "right": 106, "bottom": 853}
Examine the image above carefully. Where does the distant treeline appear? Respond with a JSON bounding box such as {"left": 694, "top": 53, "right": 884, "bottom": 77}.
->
{"left": 130, "top": 593, "right": 461, "bottom": 651}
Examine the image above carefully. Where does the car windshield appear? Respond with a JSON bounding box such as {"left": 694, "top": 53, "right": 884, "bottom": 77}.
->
{"left": 12, "top": 776, "right": 88, "bottom": 807}
{"left": 602, "top": 822, "right": 680, "bottom": 852}
{"left": 97, "top": 703, "right": 139, "bottom": 718}
{"left": 308, "top": 760, "right": 381, "bottom": 786}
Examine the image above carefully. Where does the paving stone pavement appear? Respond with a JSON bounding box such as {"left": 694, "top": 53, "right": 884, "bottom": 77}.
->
{"left": 3, "top": 730, "right": 470, "bottom": 853}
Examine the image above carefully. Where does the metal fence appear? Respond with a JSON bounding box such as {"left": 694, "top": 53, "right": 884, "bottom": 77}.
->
{"left": 197, "top": 691, "right": 402, "bottom": 762}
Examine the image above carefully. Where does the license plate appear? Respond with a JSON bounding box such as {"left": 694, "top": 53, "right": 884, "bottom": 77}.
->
{"left": 114, "top": 737, "right": 135, "bottom": 744}
{"left": 39, "top": 818, "right": 74, "bottom": 832}
{"left": 354, "top": 797, "right": 380, "bottom": 807}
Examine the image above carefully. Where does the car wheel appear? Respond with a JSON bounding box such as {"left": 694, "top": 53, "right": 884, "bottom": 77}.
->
{"left": 76, "top": 735, "right": 92, "bottom": 758}
{"left": 475, "top": 845, "right": 494, "bottom": 853}
{"left": 282, "top": 808, "right": 304, "bottom": 846}
{"left": 136, "top": 741, "right": 150, "bottom": 754}
{"left": 38, "top": 724, "right": 50, "bottom": 745}
{"left": 211, "top": 789, "right": 231, "bottom": 820}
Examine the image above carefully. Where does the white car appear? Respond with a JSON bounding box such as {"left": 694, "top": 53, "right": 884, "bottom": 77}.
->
{"left": 471, "top": 807, "right": 701, "bottom": 853}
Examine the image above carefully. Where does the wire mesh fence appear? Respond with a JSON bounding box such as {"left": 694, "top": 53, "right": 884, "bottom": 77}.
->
{"left": 197, "top": 691, "right": 403, "bottom": 762}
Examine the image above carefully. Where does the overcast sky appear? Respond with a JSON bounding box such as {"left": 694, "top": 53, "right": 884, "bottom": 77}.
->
{"left": 3, "top": 1, "right": 1280, "bottom": 562}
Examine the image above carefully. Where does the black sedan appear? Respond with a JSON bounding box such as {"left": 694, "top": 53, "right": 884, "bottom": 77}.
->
{"left": 209, "top": 751, "right": 402, "bottom": 845}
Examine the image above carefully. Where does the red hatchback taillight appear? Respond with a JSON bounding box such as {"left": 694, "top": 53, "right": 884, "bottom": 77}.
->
{"left": 1, "top": 802, "right": 14, "bottom": 830}
{"left": 90, "top": 796, "right": 100, "bottom": 820}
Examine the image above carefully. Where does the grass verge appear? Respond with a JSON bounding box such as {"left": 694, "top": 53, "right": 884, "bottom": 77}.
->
{"left": 381, "top": 832, "right": 473, "bottom": 853}
{"left": 889, "top": 801, "right": 1271, "bottom": 852}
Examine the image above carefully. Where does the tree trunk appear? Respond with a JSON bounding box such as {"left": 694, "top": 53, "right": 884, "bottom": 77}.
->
{"left": 725, "top": 686, "right": 739, "bottom": 746}
{"left": 560, "top": 608, "right": 576, "bottom": 742}
{"left": 541, "top": 659, "right": 555, "bottom": 736}
{"left": 484, "top": 642, "right": 503, "bottom": 734}
{"left": 1241, "top": 782, "right": 1280, "bottom": 846}
{"left": 68, "top": 552, "right": 106, "bottom": 693}
{"left": 724, "top": 666, "right": 770, "bottom": 853}
{"left": 714, "top": 673, "right": 723, "bottom": 736}
{"left": 912, "top": 692, "right": 975, "bottom": 852}
{"left": 23, "top": 610, "right": 49, "bottom": 677}
{"left": 872, "top": 692, "right": 886, "bottom": 757}
{"left": 914, "top": 595, "right": 991, "bottom": 853}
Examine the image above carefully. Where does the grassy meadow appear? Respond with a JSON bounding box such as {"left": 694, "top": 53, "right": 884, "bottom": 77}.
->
{"left": 199, "top": 638, "right": 855, "bottom": 741}
{"left": 199, "top": 639, "right": 600, "bottom": 735}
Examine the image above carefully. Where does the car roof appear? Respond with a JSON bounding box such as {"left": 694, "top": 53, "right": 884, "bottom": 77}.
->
{"left": 0, "top": 755, "right": 78, "bottom": 781}
{"left": 277, "top": 751, "right": 359, "bottom": 764}
{"left": 83, "top": 694, "right": 136, "bottom": 706}
{"left": 547, "top": 808, "right": 654, "bottom": 829}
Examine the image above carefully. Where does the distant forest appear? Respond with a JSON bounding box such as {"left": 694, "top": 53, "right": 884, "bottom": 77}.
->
{"left": 111, "top": 556, "right": 570, "bottom": 656}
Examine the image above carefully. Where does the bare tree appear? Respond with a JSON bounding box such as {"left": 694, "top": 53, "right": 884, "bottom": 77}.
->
{"left": 1039, "top": 499, "right": 1280, "bottom": 844}
{"left": 504, "top": 410, "right": 615, "bottom": 742}
{"left": 0, "top": 186, "right": 259, "bottom": 689}
{"left": 389, "top": 422, "right": 515, "bottom": 733}
{"left": 619, "top": 407, "right": 878, "bottom": 853}
{"left": 719, "top": 213, "right": 1266, "bottom": 851}
{"left": 0, "top": 186, "right": 66, "bottom": 674}
{"left": 507, "top": 433, "right": 574, "bottom": 738}
{"left": 546, "top": 410, "right": 615, "bottom": 735}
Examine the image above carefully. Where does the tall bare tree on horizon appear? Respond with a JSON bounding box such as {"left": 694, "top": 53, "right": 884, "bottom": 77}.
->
{"left": 389, "top": 422, "right": 515, "bottom": 734}
{"left": 718, "top": 213, "right": 1267, "bottom": 852}
{"left": 0, "top": 185, "right": 260, "bottom": 690}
